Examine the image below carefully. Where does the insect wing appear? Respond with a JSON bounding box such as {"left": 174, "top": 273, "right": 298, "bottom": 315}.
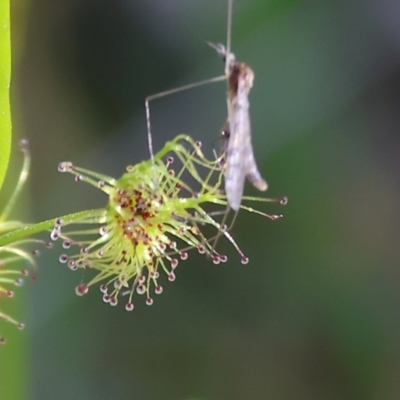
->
{"left": 225, "top": 131, "right": 247, "bottom": 211}
{"left": 224, "top": 78, "right": 251, "bottom": 211}
{"left": 224, "top": 67, "right": 268, "bottom": 210}
{"left": 235, "top": 67, "right": 267, "bottom": 193}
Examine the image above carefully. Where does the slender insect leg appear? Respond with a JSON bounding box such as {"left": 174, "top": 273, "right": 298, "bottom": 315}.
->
{"left": 145, "top": 75, "right": 226, "bottom": 164}
{"left": 210, "top": 119, "right": 239, "bottom": 251}
{"left": 225, "top": 0, "right": 233, "bottom": 74}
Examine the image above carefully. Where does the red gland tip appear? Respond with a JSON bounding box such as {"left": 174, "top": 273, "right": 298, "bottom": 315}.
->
{"left": 58, "top": 161, "right": 74, "bottom": 173}
{"left": 280, "top": 196, "right": 288, "bottom": 205}
{"left": 75, "top": 283, "right": 89, "bottom": 296}
{"left": 241, "top": 256, "right": 249, "bottom": 265}
{"left": 136, "top": 284, "right": 146, "bottom": 295}
{"left": 146, "top": 298, "right": 154, "bottom": 306}
{"left": 109, "top": 297, "right": 118, "bottom": 306}
{"left": 168, "top": 272, "right": 176, "bottom": 282}
{"left": 155, "top": 285, "right": 163, "bottom": 294}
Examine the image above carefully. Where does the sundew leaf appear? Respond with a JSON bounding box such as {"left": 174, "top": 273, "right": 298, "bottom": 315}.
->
{"left": 0, "top": 0, "right": 11, "bottom": 192}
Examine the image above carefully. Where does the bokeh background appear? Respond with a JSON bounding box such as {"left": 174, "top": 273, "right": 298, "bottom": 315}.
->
{"left": 2, "top": 0, "right": 400, "bottom": 398}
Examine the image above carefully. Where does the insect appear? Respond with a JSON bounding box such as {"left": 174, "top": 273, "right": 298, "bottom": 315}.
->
{"left": 209, "top": 41, "right": 268, "bottom": 211}
{"left": 145, "top": 0, "right": 267, "bottom": 211}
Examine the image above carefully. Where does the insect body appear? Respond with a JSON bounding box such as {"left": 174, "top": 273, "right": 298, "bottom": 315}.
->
{"left": 211, "top": 43, "right": 268, "bottom": 211}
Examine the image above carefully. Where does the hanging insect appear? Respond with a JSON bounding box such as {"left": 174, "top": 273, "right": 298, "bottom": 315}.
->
{"left": 144, "top": 0, "right": 268, "bottom": 211}
{"left": 209, "top": 34, "right": 268, "bottom": 211}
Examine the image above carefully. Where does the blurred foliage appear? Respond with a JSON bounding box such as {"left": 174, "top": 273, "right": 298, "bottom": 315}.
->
{"left": 3, "top": 0, "right": 400, "bottom": 399}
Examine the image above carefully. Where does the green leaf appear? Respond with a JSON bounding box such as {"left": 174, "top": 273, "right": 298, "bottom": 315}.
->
{"left": 0, "top": 0, "right": 11, "bottom": 192}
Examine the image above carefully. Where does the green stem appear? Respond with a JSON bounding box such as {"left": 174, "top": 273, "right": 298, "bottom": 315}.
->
{"left": 0, "top": 209, "right": 104, "bottom": 246}
{"left": 0, "top": 0, "right": 11, "bottom": 192}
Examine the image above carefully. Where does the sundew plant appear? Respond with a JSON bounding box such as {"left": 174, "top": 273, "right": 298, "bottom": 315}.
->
{"left": 54, "top": 134, "right": 286, "bottom": 309}
{"left": 0, "top": 134, "right": 286, "bottom": 328}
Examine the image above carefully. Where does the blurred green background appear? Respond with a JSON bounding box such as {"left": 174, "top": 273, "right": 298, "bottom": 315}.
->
{"left": 3, "top": 0, "right": 400, "bottom": 398}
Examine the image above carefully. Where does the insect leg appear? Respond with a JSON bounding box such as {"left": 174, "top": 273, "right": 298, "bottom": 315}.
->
{"left": 145, "top": 75, "right": 226, "bottom": 165}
